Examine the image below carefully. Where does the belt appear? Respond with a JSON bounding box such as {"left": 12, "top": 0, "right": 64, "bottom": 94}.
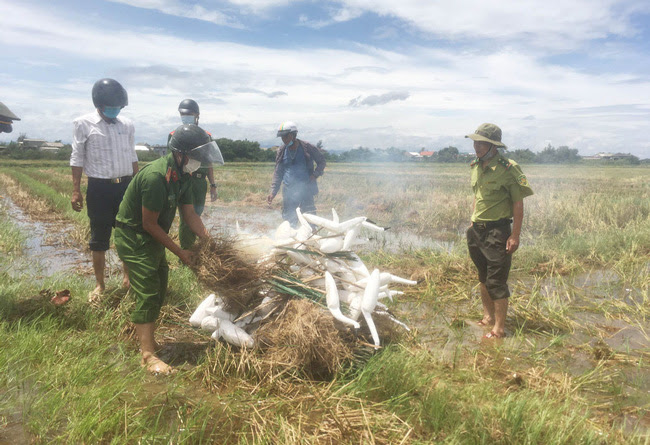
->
{"left": 89, "top": 175, "right": 132, "bottom": 184}
{"left": 473, "top": 218, "right": 512, "bottom": 231}
{"left": 115, "top": 220, "right": 144, "bottom": 233}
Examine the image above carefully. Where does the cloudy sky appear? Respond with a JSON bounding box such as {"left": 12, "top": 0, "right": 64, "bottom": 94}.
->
{"left": 2, "top": 0, "right": 650, "bottom": 156}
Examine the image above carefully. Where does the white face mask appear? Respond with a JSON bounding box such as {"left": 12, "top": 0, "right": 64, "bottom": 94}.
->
{"left": 183, "top": 157, "right": 201, "bottom": 174}
{"left": 181, "top": 115, "right": 196, "bottom": 125}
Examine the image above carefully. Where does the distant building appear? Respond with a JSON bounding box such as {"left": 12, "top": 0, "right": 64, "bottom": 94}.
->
{"left": 151, "top": 145, "right": 167, "bottom": 157}
{"left": 419, "top": 150, "right": 435, "bottom": 157}
{"left": 404, "top": 151, "right": 423, "bottom": 161}
{"left": 583, "top": 152, "right": 635, "bottom": 161}
{"left": 19, "top": 139, "right": 65, "bottom": 151}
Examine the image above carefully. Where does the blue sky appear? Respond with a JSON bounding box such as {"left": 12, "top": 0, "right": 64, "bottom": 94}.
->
{"left": 2, "top": 0, "right": 650, "bottom": 156}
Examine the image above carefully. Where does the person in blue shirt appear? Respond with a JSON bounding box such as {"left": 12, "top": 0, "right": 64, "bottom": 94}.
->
{"left": 267, "top": 121, "right": 326, "bottom": 227}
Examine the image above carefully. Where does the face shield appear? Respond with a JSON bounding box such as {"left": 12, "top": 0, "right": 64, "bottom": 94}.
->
{"left": 187, "top": 140, "right": 225, "bottom": 166}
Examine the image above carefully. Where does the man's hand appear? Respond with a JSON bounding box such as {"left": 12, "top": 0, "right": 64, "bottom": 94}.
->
{"left": 210, "top": 187, "right": 218, "bottom": 202}
{"left": 178, "top": 249, "right": 194, "bottom": 266}
{"left": 266, "top": 194, "right": 274, "bottom": 206}
{"left": 506, "top": 235, "right": 520, "bottom": 254}
{"left": 71, "top": 190, "right": 83, "bottom": 212}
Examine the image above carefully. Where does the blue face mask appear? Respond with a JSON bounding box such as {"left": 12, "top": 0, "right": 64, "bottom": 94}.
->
{"left": 285, "top": 140, "right": 294, "bottom": 149}
{"left": 103, "top": 107, "right": 121, "bottom": 119}
{"left": 181, "top": 115, "right": 196, "bottom": 125}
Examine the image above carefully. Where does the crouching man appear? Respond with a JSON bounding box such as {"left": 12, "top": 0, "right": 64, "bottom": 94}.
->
{"left": 114, "top": 124, "right": 222, "bottom": 374}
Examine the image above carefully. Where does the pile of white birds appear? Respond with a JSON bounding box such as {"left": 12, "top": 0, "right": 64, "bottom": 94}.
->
{"left": 189, "top": 208, "right": 416, "bottom": 349}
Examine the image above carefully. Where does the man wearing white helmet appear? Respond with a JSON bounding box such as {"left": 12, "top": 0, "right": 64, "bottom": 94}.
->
{"left": 267, "top": 121, "right": 326, "bottom": 227}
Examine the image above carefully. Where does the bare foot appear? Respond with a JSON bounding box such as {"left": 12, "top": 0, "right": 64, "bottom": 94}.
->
{"left": 122, "top": 278, "right": 130, "bottom": 289}
{"left": 483, "top": 330, "right": 506, "bottom": 340}
{"left": 141, "top": 353, "right": 174, "bottom": 375}
{"left": 87, "top": 286, "right": 105, "bottom": 304}
{"left": 477, "top": 317, "right": 494, "bottom": 327}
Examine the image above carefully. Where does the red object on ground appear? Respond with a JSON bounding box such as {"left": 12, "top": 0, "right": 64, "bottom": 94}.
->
{"left": 51, "top": 289, "right": 71, "bottom": 306}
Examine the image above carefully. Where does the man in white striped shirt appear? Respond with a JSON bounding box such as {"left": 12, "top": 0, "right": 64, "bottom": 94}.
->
{"left": 70, "top": 78, "right": 139, "bottom": 301}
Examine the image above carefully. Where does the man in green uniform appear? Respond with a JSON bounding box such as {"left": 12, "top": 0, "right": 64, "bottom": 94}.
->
{"left": 0, "top": 102, "right": 20, "bottom": 133}
{"left": 465, "top": 123, "right": 534, "bottom": 339}
{"left": 174, "top": 99, "right": 220, "bottom": 249}
{"left": 115, "top": 124, "right": 221, "bottom": 374}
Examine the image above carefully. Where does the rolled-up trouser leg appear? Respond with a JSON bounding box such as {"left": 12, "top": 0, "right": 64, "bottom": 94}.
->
{"left": 466, "top": 225, "right": 512, "bottom": 300}
{"left": 115, "top": 227, "right": 168, "bottom": 324}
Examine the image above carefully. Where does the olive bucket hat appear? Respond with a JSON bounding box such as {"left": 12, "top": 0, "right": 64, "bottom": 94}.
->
{"left": 465, "top": 123, "right": 507, "bottom": 148}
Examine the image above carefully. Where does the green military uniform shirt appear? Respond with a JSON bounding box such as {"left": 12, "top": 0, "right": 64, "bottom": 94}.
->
{"left": 470, "top": 154, "right": 533, "bottom": 222}
{"left": 116, "top": 152, "right": 193, "bottom": 234}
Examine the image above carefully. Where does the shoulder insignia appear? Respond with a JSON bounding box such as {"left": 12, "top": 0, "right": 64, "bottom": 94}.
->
{"left": 497, "top": 157, "right": 512, "bottom": 170}
{"left": 165, "top": 167, "right": 172, "bottom": 183}
{"left": 517, "top": 174, "right": 529, "bottom": 187}
{"left": 470, "top": 157, "right": 479, "bottom": 167}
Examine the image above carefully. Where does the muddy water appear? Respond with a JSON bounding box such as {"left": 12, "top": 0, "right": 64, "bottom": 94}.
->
{"left": 0, "top": 194, "right": 120, "bottom": 279}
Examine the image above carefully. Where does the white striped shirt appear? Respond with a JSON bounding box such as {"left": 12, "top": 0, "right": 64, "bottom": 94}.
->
{"left": 70, "top": 111, "right": 137, "bottom": 179}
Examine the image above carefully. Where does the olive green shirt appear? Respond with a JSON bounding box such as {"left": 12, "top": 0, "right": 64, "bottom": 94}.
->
{"left": 470, "top": 155, "right": 533, "bottom": 222}
{"left": 116, "top": 153, "right": 193, "bottom": 234}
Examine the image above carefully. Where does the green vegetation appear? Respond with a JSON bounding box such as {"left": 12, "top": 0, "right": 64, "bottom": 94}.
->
{"left": 0, "top": 161, "right": 648, "bottom": 443}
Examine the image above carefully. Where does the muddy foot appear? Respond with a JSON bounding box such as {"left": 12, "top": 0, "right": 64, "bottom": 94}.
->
{"left": 476, "top": 317, "right": 494, "bottom": 327}
{"left": 87, "top": 287, "right": 104, "bottom": 305}
{"left": 142, "top": 353, "right": 175, "bottom": 375}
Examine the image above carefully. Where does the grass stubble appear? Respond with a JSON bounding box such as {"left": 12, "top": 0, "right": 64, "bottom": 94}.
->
{"left": 0, "top": 161, "right": 648, "bottom": 443}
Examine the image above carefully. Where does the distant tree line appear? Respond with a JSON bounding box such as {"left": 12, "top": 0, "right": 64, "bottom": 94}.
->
{"left": 0, "top": 138, "right": 643, "bottom": 165}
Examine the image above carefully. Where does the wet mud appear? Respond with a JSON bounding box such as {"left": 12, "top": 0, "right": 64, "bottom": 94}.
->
{"left": 0, "top": 193, "right": 121, "bottom": 279}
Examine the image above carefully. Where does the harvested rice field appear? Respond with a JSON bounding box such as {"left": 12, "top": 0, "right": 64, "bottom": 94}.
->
{"left": 0, "top": 160, "right": 648, "bottom": 444}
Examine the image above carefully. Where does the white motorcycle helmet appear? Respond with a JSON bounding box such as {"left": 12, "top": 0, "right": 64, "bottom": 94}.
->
{"left": 276, "top": 121, "right": 298, "bottom": 137}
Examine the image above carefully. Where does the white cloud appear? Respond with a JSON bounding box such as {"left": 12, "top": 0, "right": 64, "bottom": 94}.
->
{"left": 1, "top": 1, "right": 650, "bottom": 156}
{"left": 107, "top": 0, "right": 244, "bottom": 27}
{"left": 330, "top": 0, "right": 648, "bottom": 49}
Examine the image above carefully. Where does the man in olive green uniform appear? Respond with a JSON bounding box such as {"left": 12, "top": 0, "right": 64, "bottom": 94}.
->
{"left": 174, "top": 99, "right": 219, "bottom": 249}
{"left": 465, "top": 123, "right": 534, "bottom": 339}
{"left": 0, "top": 102, "right": 20, "bottom": 134}
{"left": 115, "top": 124, "right": 221, "bottom": 374}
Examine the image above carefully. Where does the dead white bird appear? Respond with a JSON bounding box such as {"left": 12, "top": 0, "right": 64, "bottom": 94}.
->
{"left": 319, "top": 236, "right": 344, "bottom": 253}
{"left": 205, "top": 305, "right": 237, "bottom": 321}
{"left": 356, "top": 272, "right": 417, "bottom": 287}
{"left": 295, "top": 207, "right": 313, "bottom": 241}
{"left": 301, "top": 212, "right": 341, "bottom": 232}
{"left": 361, "top": 269, "right": 382, "bottom": 348}
{"left": 323, "top": 258, "right": 343, "bottom": 274}
{"left": 346, "top": 255, "right": 370, "bottom": 278}
{"left": 331, "top": 208, "right": 339, "bottom": 224}
{"left": 275, "top": 220, "right": 295, "bottom": 240}
{"left": 348, "top": 294, "right": 363, "bottom": 321}
{"left": 286, "top": 249, "right": 313, "bottom": 266}
{"left": 190, "top": 293, "right": 216, "bottom": 327}
{"left": 325, "top": 271, "right": 360, "bottom": 329}
{"left": 200, "top": 315, "right": 221, "bottom": 332}
{"left": 361, "top": 221, "right": 385, "bottom": 232}
{"left": 342, "top": 224, "right": 361, "bottom": 251}
{"left": 211, "top": 319, "right": 255, "bottom": 348}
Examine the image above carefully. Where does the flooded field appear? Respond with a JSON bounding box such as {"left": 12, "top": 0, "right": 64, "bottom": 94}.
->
{"left": 0, "top": 161, "right": 648, "bottom": 443}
